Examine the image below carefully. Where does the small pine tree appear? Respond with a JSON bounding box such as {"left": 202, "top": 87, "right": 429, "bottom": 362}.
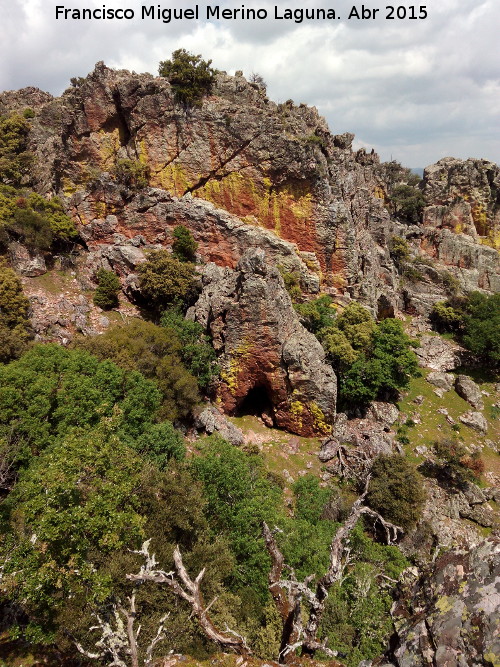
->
{"left": 159, "top": 49, "right": 216, "bottom": 107}
{"left": 93, "top": 268, "right": 121, "bottom": 310}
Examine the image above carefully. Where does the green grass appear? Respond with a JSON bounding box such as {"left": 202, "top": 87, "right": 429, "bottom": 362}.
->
{"left": 398, "top": 369, "right": 500, "bottom": 474}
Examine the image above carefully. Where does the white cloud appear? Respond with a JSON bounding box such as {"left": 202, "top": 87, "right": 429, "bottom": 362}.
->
{"left": 0, "top": 0, "right": 498, "bottom": 167}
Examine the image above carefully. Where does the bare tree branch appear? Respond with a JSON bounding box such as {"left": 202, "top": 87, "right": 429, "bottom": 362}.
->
{"left": 263, "top": 477, "right": 403, "bottom": 662}
{"left": 128, "top": 541, "right": 251, "bottom": 656}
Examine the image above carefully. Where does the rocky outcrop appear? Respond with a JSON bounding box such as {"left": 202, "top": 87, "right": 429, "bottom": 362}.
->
{"left": 415, "top": 335, "right": 463, "bottom": 371}
{"left": 459, "top": 411, "right": 488, "bottom": 433}
{"left": 390, "top": 538, "right": 500, "bottom": 667}
{"left": 420, "top": 158, "right": 500, "bottom": 293}
{"left": 188, "top": 249, "right": 337, "bottom": 436}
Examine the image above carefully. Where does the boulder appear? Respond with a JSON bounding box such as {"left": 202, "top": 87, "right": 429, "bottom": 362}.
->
{"left": 427, "top": 371, "right": 454, "bottom": 391}
{"left": 459, "top": 411, "right": 488, "bottom": 433}
{"left": 455, "top": 375, "right": 484, "bottom": 410}
{"left": 194, "top": 406, "right": 245, "bottom": 446}
{"left": 8, "top": 242, "right": 46, "bottom": 277}
{"left": 415, "top": 335, "right": 460, "bottom": 371}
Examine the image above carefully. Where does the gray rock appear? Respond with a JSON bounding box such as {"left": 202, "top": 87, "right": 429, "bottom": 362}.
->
{"left": 194, "top": 406, "right": 245, "bottom": 446}
{"left": 415, "top": 335, "right": 460, "bottom": 371}
{"left": 459, "top": 411, "right": 488, "bottom": 433}
{"left": 391, "top": 538, "right": 500, "bottom": 667}
{"left": 455, "top": 375, "right": 484, "bottom": 410}
{"left": 8, "top": 242, "right": 46, "bottom": 276}
{"left": 427, "top": 371, "right": 454, "bottom": 391}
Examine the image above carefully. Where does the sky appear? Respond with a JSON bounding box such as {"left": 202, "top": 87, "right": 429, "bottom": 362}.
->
{"left": 1, "top": 0, "right": 499, "bottom": 168}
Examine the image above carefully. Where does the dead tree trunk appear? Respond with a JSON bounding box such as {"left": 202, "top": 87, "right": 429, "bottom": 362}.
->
{"left": 127, "top": 540, "right": 252, "bottom": 656}
{"left": 263, "top": 478, "right": 402, "bottom": 662}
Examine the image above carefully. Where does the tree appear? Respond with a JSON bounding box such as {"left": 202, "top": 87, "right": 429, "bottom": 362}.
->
{"left": 390, "top": 184, "right": 426, "bottom": 223}
{"left": 137, "top": 250, "right": 199, "bottom": 314}
{"left": 172, "top": 225, "right": 198, "bottom": 263}
{"left": 159, "top": 49, "right": 216, "bottom": 107}
{"left": 76, "top": 319, "right": 200, "bottom": 421}
{"left": 93, "top": 268, "right": 121, "bottom": 309}
{"left": 112, "top": 159, "right": 150, "bottom": 190}
{"left": 366, "top": 455, "right": 426, "bottom": 530}
{"left": 0, "top": 114, "right": 34, "bottom": 186}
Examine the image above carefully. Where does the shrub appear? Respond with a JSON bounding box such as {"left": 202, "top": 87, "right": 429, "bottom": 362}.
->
{"left": 278, "top": 266, "right": 301, "bottom": 301}
{"left": 430, "top": 300, "right": 462, "bottom": 332}
{"left": 389, "top": 184, "right": 426, "bottom": 223}
{"left": 159, "top": 49, "right": 216, "bottom": 107}
{"left": 160, "top": 308, "right": 218, "bottom": 391}
{"left": 93, "top": 268, "right": 121, "bottom": 309}
{"left": 0, "top": 114, "right": 35, "bottom": 186}
{"left": 76, "top": 319, "right": 200, "bottom": 421}
{"left": 432, "top": 438, "right": 484, "bottom": 487}
{"left": 134, "top": 421, "right": 186, "bottom": 469}
{"left": 0, "top": 189, "right": 77, "bottom": 251}
{"left": 389, "top": 235, "right": 411, "bottom": 266}
{"left": 367, "top": 454, "right": 425, "bottom": 530}
{"left": 294, "top": 294, "right": 335, "bottom": 334}
{"left": 137, "top": 250, "right": 199, "bottom": 314}
{"left": 172, "top": 224, "right": 198, "bottom": 263}
{"left": 0, "top": 259, "right": 31, "bottom": 362}
{"left": 112, "top": 158, "right": 150, "bottom": 190}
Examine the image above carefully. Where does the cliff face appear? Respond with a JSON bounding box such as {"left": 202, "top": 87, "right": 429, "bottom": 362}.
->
{"left": 5, "top": 62, "right": 499, "bottom": 318}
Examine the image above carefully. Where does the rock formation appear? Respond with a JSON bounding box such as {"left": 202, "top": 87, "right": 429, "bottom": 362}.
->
{"left": 188, "top": 249, "right": 337, "bottom": 436}
{"left": 390, "top": 538, "right": 500, "bottom": 667}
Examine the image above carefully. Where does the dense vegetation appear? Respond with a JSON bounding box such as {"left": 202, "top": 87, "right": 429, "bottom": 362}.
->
{"left": 0, "top": 339, "right": 414, "bottom": 665}
{"left": 0, "top": 258, "right": 32, "bottom": 362}
{"left": 295, "top": 299, "right": 420, "bottom": 409}
{"left": 431, "top": 291, "right": 500, "bottom": 367}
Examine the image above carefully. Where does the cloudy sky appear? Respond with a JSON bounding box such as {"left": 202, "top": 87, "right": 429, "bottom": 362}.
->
{"left": 1, "top": 0, "right": 499, "bottom": 168}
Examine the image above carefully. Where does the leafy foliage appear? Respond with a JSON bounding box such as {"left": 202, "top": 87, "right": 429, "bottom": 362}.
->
{"left": 159, "top": 49, "right": 216, "bottom": 107}
{"left": 431, "top": 438, "right": 484, "bottom": 488}
{"left": 134, "top": 421, "right": 186, "bottom": 470}
{"left": 93, "top": 268, "right": 121, "bottom": 309}
{"left": 190, "top": 436, "right": 282, "bottom": 598}
{"left": 0, "top": 114, "right": 34, "bottom": 186}
{"left": 172, "top": 224, "right": 198, "bottom": 263}
{"left": 367, "top": 455, "right": 426, "bottom": 529}
{"left": 137, "top": 250, "right": 199, "bottom": 314}
{"left": 312, "top": 301, "right": 420, "bottom": 408}
{"left": 0, "top": 259, "right": 31, "bottom": 362}
{"left": 76, "top": 319, "right": 200, "bottom": 421}
{"left": 112, "top": 158, "right": 150, "bottom": 190}
{"left": 294, "top": 294, "right": 336, "bottom": 334}
{"left": 0, "top": 188, "right": 78, "bottom": 251}
{"left": 160, "top": 307, "right": 218, "bottom": 391}
{"left": 0, "top": 344, "right": 160, "bottom": 463}
{"left": 430, "top": 292, "right": 500, "bottom": 367}
{"left": 389, "top": 184, "right": 426, "bottom": 223}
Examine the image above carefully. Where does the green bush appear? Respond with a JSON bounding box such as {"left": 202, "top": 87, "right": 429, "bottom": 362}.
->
{"left": 112, "top": 158, "right": 150, "bottom": 190}
{"left": 159, "top": 49, "right": 216, "bottom": 107}
{"left": 389, "top": 235, "right": 411, "bottom": 266}
{"left": 0, "top": 189, "right": 77, "bottom": 251}
{"left": 432, "top": 438, "right": 484, "bottom": 488}
{"left": 389, "top": 184, "right": 426, "bottom": 223}
{"left": 76, "top": 319, "right": 200, "bottom": 420}
{"left": 93, "top": 268, "right": 121, "bottom": 309}
{"left": 137, "top": 250, "right": 199, "bottom": 314}
{"left": 172, "top": 224, "right": 198, "bottom": 263}
{"left": 0, "top": 344, "right": 160, "bottom": 461}
{"left": 134, "top": 421, "right": 186, "bottom": 469}
{"left": 367, "top": 454, "right": 426, "bottom": 530}
{"left": 294, "top": 294, "right": 336, "bottom": 334}
{"left": 0, "top": 259, "right": 31, "bottom": 362}
{"left": 0, "top": 114, "right": 35, "bottom": 186}
{"left": 160, "top": 308, "right": 218, "bottom": 391}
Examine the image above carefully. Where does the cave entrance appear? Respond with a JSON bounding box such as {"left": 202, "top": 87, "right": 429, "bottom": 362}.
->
{"left": 236, "top": 385, "right": 275, "bottom": 426}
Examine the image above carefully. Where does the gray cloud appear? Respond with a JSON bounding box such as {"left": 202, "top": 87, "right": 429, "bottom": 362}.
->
{"left": 0, "top": 0, "right": 498, "bottom": 168}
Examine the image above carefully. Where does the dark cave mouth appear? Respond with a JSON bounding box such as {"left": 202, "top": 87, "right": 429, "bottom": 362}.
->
{"left": 236, "top": 385, "right": 275, "bottom": 424}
